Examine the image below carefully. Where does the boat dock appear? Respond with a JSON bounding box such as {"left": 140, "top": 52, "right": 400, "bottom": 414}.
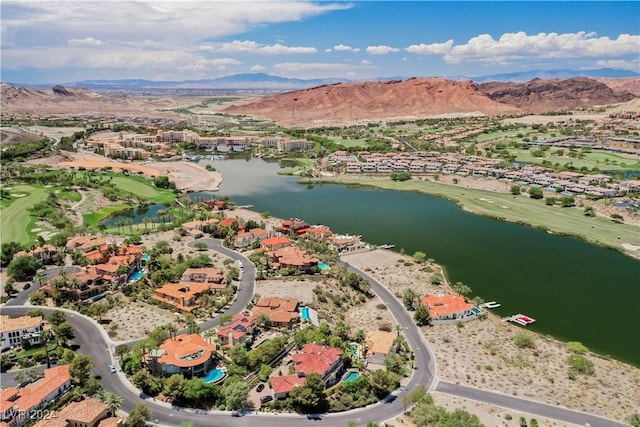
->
{"left": 502, "top": 314, "right": 536, "bottom": 326}
{"left": 480, "top": 301, "right": 501, "bottom": 309}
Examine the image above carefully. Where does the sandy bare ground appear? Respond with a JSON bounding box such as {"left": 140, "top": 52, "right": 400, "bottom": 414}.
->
{"left": 255, "top": 278, "right": 317, "bottom": 304}
{"left": 106, "top": 301, "right": 178, "bottom": 342}
{"left": 54, "top": 152, "right": 222, "bottom": 192}
{"left": 342, "top": 250, "right": 640, "bottom": 424}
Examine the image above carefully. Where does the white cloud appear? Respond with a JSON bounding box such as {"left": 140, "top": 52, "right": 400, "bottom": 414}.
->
{"left": 405, "top": 40, "right": 454, "bottom": 55}
{"left": 251, "top": 64, "right": 266, "bottom": 71}
{"left": 324, "top": 48, "right": 332, "bottom": 53}
{"left": 440, "top": 32, "right": 640, "bottom": 64}
{"left": 334, "top": 44, "right": 360, "bottom": 52}
{"left": 361, "top": 59, "right": 372, "bottom": 65}
{"left": 595, "top": 59, "right": 640, "bottom": 71}
{"left": 213, "top": 40, "right": 317, "bottom": 54}
{"left": 366, "top": 45, "right": 400, "bottom": 55}
{"left": 273, "top": 61, "right": 364, "bottom": 78}
{"left": 67, "top": 37, "right": 105, "bottom": 47}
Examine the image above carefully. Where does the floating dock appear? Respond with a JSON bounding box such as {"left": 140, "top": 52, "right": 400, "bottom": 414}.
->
{"left": 379, "top": 244, "right": 395, "bottom": 249}
{"left": 503, "top": 314, "right": 536, "bottom": 326}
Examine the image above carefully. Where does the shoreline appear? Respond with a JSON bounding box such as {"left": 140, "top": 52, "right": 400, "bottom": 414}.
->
{"left": 299, "top": 175, "right": 640, "bottom": 260}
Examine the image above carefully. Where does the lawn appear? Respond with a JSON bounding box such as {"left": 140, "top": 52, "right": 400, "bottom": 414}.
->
{"left": 509, "top": 149, "right": 640, "bottom": 171}
{"left": 109, "top": 175, "right": 175, "bottom": 203}
{"left": 330, "top": 138, "right": 368, "bottom": 148}
{"left": 277, "top": 158, "right": 315, "bottom": 175}
{"left": 57, "top": 189, "right": 82, "bottom": 202}
{"left": 0, "top": 185, "right": 49, "bottom": 245}
{"left": 302, "top": 176, "right": 640, "bottom": 256}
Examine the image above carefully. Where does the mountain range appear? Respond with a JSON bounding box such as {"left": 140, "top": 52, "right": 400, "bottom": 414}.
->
{"left": 26, "top": 68, "right": 638, "bottom": 91}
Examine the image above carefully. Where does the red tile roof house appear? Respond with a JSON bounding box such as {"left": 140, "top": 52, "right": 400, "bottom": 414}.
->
{"left": 269, "top": 246, "right": 319, "bottom": 274}
{"left": 94, "top": 254, "right": 141, "bottom": 284}
{"left": 42, "top": 267, "right": 108, "bottom": 302}
{"left": 270, "top": 343, "right": 344, "bottom": 399}
{"left": 216, "top": 313, "right": 257, "bottom": 348}
{"left": 298, "top": 226, "right": 333, "bottom": 240}
{"left": 218, "top": 217, "right": 244, "bottom": 230}
{"left": 251, "top": 297, "right": 300, "bottom": 329}
{"left": 152, "top": 282, "right": 211, "bottom": 312}
{"left": 181, "top": 267, "right": 225, "bottom": 284}
{"left": 32, "top": 397, "right": 122, "bottom": 427}
{"left": 260, "top": 236, "right": 292, "bottom": 251}
{"left": 13, "top": 245, "right": 58, "bottom": 265}
{"left": 231, "top": 228, "right": 275, "bottom": 249}
{"left": 278, "top": 218, "right": 310, "bottom": 236}
{"left": 0, "top": 365, "right": 72, "bottom": 427}
{"left": 420, "top": 294, "right": 478, "bottom": 325}
{"left": 146, "top": 334, "right": 217, "bottom": 377}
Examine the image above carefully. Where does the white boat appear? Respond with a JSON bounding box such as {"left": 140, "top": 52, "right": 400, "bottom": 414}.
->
{"left": 480, "top": 301, "right": 501, "bottom": 309}
{"left": 379, "top": 244, "right": 395, "bottom": 249}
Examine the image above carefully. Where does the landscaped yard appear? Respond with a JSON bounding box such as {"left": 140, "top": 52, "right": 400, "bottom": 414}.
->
{"left": 330, "top": 138, "right": 368, "bottom": 148}
{"left": 0, "top": 185, "right": 49, "bottom": 245}
{"left": 109, "top": 175, "right": 176, "bottom": 203}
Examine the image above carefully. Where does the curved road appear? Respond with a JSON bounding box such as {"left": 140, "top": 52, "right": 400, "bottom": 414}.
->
{"left": 1, "top": 241, "right": 625, "bottom": 427}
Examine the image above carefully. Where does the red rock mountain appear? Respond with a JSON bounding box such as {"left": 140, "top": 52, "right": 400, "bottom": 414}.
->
{"left": 224, "top": 77, "right": 520, "bottom": 124}
{"left": 224, "top": 77, "right": 637, "bottom": 125}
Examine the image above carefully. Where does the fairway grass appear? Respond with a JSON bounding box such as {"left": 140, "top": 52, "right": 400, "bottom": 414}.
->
{"left": 509, "top": 148, "right": 640, "bottom": 171}
{"left": 0, "top": 185, "right": 49, "bottom": 245}
{"left": 302, "top": 176, "right": 640, "bottom": 257}
{"left": 108, "top": 175, "right": 175, "bottom": 203}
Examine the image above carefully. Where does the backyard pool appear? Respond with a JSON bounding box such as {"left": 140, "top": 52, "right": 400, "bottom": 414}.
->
{"left": 128, "top": 269, "right": 145, "bottom": 282}
{"left": 301, "top": 307, "right": 310, "bottom": 321}
{"left": 204, "top": 368, "right": 226, "bottom": 383}
{"left": 343, "top": 371, "right": 359, "bottom": 383}
{"left": 142, "top": 253, "right": 150, "bottom": 261}
{"left": 318, "top": 262, "right": 330, "bottom": 270}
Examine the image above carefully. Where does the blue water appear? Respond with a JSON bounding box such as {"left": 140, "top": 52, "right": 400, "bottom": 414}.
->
{"left": 301, "top": 307, "right": 310, "bottom": 321}
{"left": 318, "top": 262, "right": 330, "bottom": 270}
{"left": 343, "top": 372, "right": 359, "bottom": 383}
{"left": 142, "top": 253, "right": 150, "bottom": 261}
{"left": 128, "top": 269, "right": 144, "bottom": 282}
{"left": 204, "top": 369, "right": 225, "bottom": 383}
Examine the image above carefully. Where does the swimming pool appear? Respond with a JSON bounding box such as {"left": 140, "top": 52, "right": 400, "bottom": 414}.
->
{"left": 318, "top": 262, "right": 330, "bottom": 270}
{"left": 128, "top": 269, "right": 145, "bottom": 282}
{"left": 204, "top": 368, "right": 225, "bottom": 383}
{"left": 142, "top": 253, "right": 150, "bottom": 261}
{"left": 301, "top": 307, "right": 310, "bottom": 321}
{"left": 343, "top": 371, "right": 359, "bottom": 383}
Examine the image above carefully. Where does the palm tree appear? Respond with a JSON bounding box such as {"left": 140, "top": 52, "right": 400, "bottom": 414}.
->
{"left": 166, "top": 323, "right": 178, "bottom": 340}
{"left": 33, "top": 271, "right": 46, "bottom": 288}
{"left": 94, "top": 390, "right": 123, "bottom": 416}
{"left": 203, "top": 329, "right": 215, "bottom": 345}
{"left": 41, "top": 330, "right": 53, "bottom": 369}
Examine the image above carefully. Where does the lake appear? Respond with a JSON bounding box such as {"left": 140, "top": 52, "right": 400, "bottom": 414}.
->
{"left": 196, "top": 157, "right": 640, "bottom": 366}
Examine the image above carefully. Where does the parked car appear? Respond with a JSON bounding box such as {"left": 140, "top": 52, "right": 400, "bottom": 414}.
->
{"left": 256, "top": 383, "right": 265, "bottom": 392}
{"left": 108, "top": 364, "right": 117, "bottom": 373}
{"left": 260, "top": 395, "right": 273, "bottom": 404}
{"left": 23, "top": 283, "right": 31, "bottom": 290}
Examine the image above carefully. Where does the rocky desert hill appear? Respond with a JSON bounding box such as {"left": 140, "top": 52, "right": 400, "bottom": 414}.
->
{"left": 224, "top": 77, "right": 521, "bottom": 125}
{"left": 224, "top": 76, "right": 638, "bottom": 126}
{"left": 478, "top": 77, "right": 637, "bottom": 113}
{"left": 595, "top": 77, "right": 640, "bottom": 97}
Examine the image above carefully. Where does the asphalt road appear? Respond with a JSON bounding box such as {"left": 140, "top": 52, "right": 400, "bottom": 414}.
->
{"left": 0, "top": 243, "right": 626, "bottom": 427}
{"left": 5, "top": 266, "right": 80, "bottom": 307}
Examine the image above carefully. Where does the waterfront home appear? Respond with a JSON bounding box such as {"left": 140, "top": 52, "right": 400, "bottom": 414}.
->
{"left": 232, "top": 228, "right": 275, "bottom": 249}
{"left": 0, "top": 365, "right": 72, "bottom": 427}
{"left": 364, "top": 330, "right": 398, "bottom": 370}
{"left": 216, "top": 313, "right": 257, "bottom": 347}
{"left": 251, "top": 297, "right": 300, "bottom": 329}
{"left": 326, "top": 234, "right": 364, "bottom": 252}
{"left": 182, "top": 218, "right": 219, "bottom": 233}
{"left": 278, "top": 218, "right": 310, "bottom": 235}
{"left": 0, "top": 315, "right": 48, "bottom": 351}
{"left": 146, "top": 334, "right": 216, "bottom": 377}
{"left": 420, "top": 295, "right": 477, "bottom": 325}
{"left": 298, "top": 226, "right": 333, "bottom": 240}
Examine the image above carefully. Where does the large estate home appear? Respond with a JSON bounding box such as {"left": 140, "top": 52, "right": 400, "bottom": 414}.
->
{"left": 41, "top": 267, "right": 108, "bottom": 302}
{"left": 270, "top": 343, "right": 344, "bottom": 399}
{"left": 260, "top": 236, "right": 292, "bottom": 251}
{"left": 269, "top": 246, "right": 319, "bottom": 273}
{"left": 146, "top": 334, "right": 217, "bottom": 377}
{"left": 420, "top": 294, "right": 478, "bottom": 325}
{"left": 13, "top": 245, "right": 58, "bottom": 265}
{"left": 216, "top": 313, "right": 257, "bottom": 348}
{"left": 231, "top": 228, "right": 275, "bottom": 249}
{"left": 32, "top": 397, "right": 121, "bottom": 427}
{"left": 0, "top": 315, "right": 48, "bottom": 351}
{"left": 153, "top": 268, "right": 226, "bottom": 312}
{"left": 181, "top": 267, "right": 225, "bottom": 284}
{"left": 251, "top": 297, "right": 300, "bottom": 329}
{"left": 0, "top": 365, "right": 72, "bottom": 427}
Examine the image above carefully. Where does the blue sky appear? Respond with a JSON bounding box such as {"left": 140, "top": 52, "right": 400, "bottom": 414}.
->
{"left": 1, "top": 1, "right": 638, "bottom": 84}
